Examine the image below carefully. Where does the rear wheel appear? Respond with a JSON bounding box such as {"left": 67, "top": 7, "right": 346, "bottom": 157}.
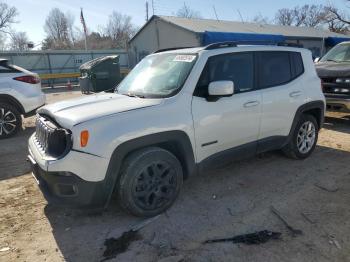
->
{"left": 0, "top": 103, "right": 22, "bottom": 139}
{"left": 117, "top": 147, "right": 183, "bottom": 217}
{"left": 282, "top": 114, "right": 319, "bottom": 159}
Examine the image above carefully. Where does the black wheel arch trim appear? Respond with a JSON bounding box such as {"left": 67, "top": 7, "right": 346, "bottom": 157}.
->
{"left": 101, "top": 130, "right": 196, "bottom": 208}
{"left": 0, "top": 94, "right": 25, "bottom": 114}
{"left": 285, "top": 100, "right": 325, "bottom": 145}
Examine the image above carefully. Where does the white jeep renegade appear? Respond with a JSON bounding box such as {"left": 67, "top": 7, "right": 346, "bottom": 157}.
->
{"left": 28, "top": 42, "right": 325, "bottom": 217}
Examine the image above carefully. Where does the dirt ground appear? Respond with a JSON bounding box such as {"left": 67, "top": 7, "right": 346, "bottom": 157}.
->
{"left": 0, "top": 90, "right": 350, "bottom": 262}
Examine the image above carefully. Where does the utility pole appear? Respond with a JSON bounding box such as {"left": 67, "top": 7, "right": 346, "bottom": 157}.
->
{"left": 213, "top": 5, "right": 219, "bottom": 21}
{"left": 151, "top": 0, "right": 155, "bottom": 15}
{"left": 146, "top": 1, "right": 149, "bottom": 21}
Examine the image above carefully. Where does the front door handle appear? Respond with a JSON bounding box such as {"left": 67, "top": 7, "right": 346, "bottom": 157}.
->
{"left": 243, "top": 101, "right": 260, "bottom": 108}
{"left": 289, "top": 91, "right": 302, "bottom": 97}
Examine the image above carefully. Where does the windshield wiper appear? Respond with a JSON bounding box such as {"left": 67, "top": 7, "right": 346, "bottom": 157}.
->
{"left": 124, "top": 92, "right": 146, "bottom": 98}
{"left": 325, "top": 59, "right": 340, "bottom": 63}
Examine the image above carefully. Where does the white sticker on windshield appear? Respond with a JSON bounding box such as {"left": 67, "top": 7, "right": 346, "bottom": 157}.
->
{"left": 173, "top": 55, "right": 196, "bottom": 63}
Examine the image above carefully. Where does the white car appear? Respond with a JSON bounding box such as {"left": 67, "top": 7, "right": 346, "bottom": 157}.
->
{"left": 0, "top": 59, "right": 45, "bottom": 138}
{"left": 28, "top": 43, "right": 325, "bottom": 217}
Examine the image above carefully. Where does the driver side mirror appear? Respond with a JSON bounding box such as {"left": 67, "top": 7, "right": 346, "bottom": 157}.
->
{"left": 208, "top": 81, "right": 234, "bottom": 101}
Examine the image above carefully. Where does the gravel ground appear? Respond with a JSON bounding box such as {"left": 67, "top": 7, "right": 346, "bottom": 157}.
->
{"left": 0, "top": 90, "right": 349, "bottom": 262}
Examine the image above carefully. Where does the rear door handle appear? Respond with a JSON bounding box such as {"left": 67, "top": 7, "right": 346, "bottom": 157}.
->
{"left": 243, "top": 101, "right": 260, "bottom": 108}
{"left": 289, "top": 91, "right": 302, "bottom": 97}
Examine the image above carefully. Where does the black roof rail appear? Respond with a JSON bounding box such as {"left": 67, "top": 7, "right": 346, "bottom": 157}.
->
{"left": 204, "top": 41, "right": 305, "bottom": 50}
{"left": 204, "top": 41, "right": 237, "bottom": 50}
{"left": 277, "top": 42, "right": 304, "bottom": 48}
{"left": 154, "top": 46, "right": 195, "bottom": 53}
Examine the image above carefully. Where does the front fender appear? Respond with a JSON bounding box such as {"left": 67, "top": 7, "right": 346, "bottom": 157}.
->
{"left": 101, "top": 130, "right": 196, "bottom": 208}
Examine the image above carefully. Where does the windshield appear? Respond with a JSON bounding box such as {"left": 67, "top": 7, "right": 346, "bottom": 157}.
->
{"left": 321, "top": 44, "right": 350, "bottom": 63}
{"left": 116, "top": 53, "right": 197, "bottom": 98}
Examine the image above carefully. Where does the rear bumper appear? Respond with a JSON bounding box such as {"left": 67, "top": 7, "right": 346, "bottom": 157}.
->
{"left": 325, "top": 93, "right": 350, "bottom": 110}
{"left": 23, "top": 93, "right": 46, "bottom": 114}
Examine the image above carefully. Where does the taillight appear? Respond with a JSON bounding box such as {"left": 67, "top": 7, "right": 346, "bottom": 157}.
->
{"left": 13, "top": 75, "right": 40, "bottom": 84}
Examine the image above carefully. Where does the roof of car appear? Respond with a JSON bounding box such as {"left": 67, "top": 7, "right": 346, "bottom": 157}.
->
{"left": 155, "top": 44, "right": 307, "bottom": 55}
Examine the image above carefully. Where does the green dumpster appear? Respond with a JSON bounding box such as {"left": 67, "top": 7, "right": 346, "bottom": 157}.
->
{"left": 79, "top": 55, "right": 121, "bottom": 93}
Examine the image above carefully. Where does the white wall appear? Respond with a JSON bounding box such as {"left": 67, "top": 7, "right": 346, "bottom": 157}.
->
{"left": 129, "top": 18, "right": 200, "bottom": 67}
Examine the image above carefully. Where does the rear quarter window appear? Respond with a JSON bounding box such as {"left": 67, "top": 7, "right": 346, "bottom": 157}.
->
{"left": 290, "top": 52, "right": 304, "bottom": 78}
{"left": 258, "top": 51, "right": 304, "bottom": 89}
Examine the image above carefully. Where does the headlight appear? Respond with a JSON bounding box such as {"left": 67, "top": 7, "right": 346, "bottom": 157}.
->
{"left": 336, "top": 78, "right": 350, "bottom": 84}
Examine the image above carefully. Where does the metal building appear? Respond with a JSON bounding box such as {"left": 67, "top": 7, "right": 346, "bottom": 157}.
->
{"left": 129, "top": 15, "right": 350, "bottom": 66}
{"left": 0, "top": 49, "right": 129, "bottom": 86}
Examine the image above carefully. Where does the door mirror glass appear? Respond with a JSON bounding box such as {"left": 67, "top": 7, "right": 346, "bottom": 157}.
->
{"left": 208, "top": 81, "right": 234, "bottom": 97}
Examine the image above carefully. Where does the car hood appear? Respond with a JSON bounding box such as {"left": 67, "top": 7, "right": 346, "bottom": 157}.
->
{"left": 315, "top": 62, "right": 350, "bottom": 78}
{"left": 37, "top": 93, "right": 163, "bottom": 128}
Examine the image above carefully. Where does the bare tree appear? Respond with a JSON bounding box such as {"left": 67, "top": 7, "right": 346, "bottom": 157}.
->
{"left": 302, "top": 5, "right": 327, "bottom": 27}
{"left": 252, "top": 14, "right": 271, "bottom": 24}
{"left": 73, "top": 32, "right": 114, "bottom": 50}
{"left": 275, "top": 8, "right": 295, "bottom": 26}
{"left": 326, "top": 18, "right": 349, "bottom": 33}
{"left": 0, "top": 2, "right": 18, "bottom": 34}
{"left": 43, "top": 8, "right": 75, "bottom": 49}
{"left": 102, "top": 12, "right": 136, "bottom": 49}
{"left": 275, "top": 5, "right": 326, "bottom": 28}
{"left": 9, "top": 31, "right": 29, "bottom": 51}
{"left": 324, "top": 5, "right": 350, "bottom": 33}
{"left": 176, "top": 3, "right": 202, "bottom": 19}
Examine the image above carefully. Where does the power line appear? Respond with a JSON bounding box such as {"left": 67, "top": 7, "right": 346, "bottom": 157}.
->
{"left": 237, "top": 9, "right": 244, "bottom": 23}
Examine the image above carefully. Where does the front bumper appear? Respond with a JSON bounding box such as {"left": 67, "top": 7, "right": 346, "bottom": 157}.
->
{"left": 28, "top": 134, "right": 111, "bottom": 209}
{"left": 325, "top": 93, "right": 350, "bottom": 111}
{"left": 28, "top": 154, "right": 107, "bottom": 208}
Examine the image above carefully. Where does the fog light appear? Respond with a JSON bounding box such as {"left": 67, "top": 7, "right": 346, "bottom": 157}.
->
{"left": 57, "top": 184, "right": 77, "bottom": 196}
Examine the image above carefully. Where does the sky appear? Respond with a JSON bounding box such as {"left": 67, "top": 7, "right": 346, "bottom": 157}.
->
{"left": 8, "top": 0, "right": 349, "bottom": 47}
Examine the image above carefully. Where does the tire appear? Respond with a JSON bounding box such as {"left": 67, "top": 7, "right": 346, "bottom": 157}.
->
{"left": 0, "top": 103, "right": 22, "bottom": 139}
{"left": 282, "top": 114, "right": 319, "bottom": 159}
{"left": 117, "top": 147, "right": 183, "bottom": 217}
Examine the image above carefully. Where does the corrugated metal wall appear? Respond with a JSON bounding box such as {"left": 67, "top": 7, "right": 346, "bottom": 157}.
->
{"left": 0, "top": 49, "right": 129, "bottom": 86}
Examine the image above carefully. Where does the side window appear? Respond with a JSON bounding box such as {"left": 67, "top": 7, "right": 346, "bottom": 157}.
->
{"left": 0, "top": 65, "right": 11, "bottom": 73}
{"left": 258, "top": 51, "right": 292, "bottom": 88}
{"left": 194, "top": 52, "right": 254, "bottom": 97}
{"left": 290, "top": 52, "right": 304, "bottom": 78}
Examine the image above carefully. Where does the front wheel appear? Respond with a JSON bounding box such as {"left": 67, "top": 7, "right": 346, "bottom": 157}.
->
{"left": 282, "top": 114, "right": 319, "bottom": 159}
{"left": 117, "top": 147, "right": 183, "bottom": 217}
{"left": 0, "top": 103, "right": 22, "bottom": 139}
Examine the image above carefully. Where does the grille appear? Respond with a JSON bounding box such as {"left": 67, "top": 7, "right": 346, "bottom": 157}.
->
{"left": 34, "top": 115, "right": 71, "bottom": 157}
{"left": 321, "top": 77, "right": 335, "bottom": 83}
{"left": 35, "top": 115, "right": 56, "bottom": 153}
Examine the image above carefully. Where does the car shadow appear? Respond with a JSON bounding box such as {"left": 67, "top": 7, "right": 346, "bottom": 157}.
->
{"left": 43, "top": 198, "right": 142, "bottom": 262}
{"left": 0, "top": 127, "right": 35, "bottom": 181}
{"left": 42, "top": 86, "right": 81, "bottom": 94}
{"left": 323, "top": 113, "right": 350, "bottom": 134}
{"left": 43, "top": 143, "right": 350, "bottom": 262}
